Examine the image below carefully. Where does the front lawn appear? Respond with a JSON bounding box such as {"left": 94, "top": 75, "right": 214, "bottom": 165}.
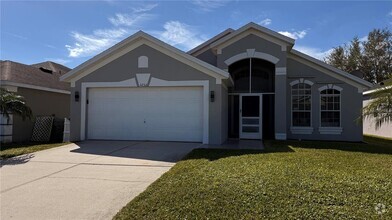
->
{"left": 115, "top": 136, "right": 392, "bottom": 219}
{"left": 0, "top": 142, "right": 69, "bottom": 159}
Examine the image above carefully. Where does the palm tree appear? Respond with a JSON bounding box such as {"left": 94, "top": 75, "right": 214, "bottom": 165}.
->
{"left": 0, "top": 88, "right": 32, "bottom": 122}
{"left": 363, "top": 80, "right": 392, "bottom": 129}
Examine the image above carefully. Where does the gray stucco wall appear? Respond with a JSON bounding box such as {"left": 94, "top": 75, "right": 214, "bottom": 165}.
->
{"left": 287, "top": 58, "right": 363, "bottom": 142}
{"left": 195, "top": 49, "right": 217, "bottom": 66}
{"left": 13, "top": 88, "right": 70, "bottom": 142}
{"left": 70, "top": 44, "right": 225, "bottom": 144}
{"left": 215, "top": 34, "right": 288, "bottom": 139}
{"left": 217, "top": 34, "right": 286, "bottom": 69}
{"left": 221, "top": 85, "right": 228, "bottom": 143}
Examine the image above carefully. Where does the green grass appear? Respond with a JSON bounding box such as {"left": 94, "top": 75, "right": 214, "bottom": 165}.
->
{"left": 0, "top": 142, "right": 70, "bottom": 159}
{"left": 114, "top": 137, "right": 392, "bottom": 219}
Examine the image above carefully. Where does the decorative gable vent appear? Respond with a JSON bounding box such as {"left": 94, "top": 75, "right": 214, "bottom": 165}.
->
{"left": 138, "top": 56, "right": 148, "bottom": 68}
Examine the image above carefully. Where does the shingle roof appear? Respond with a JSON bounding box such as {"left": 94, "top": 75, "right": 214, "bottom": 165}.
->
{"left": 31, "top": 61, "right": 71, "bottom": 75}
{"left": 0, "top": 60, "right": 70, "bottom": 91}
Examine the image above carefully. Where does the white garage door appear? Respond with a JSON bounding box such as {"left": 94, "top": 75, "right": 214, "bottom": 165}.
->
{"left": 87, "top": 87, "right": 203, "bottom": 142}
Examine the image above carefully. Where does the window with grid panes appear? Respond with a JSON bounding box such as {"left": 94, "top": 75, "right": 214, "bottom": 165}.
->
{"left": 320, "top": 89, "right": 340, "bottom": 127}
{"left": 291, "top": 83, "right": 311, "bottom": 126}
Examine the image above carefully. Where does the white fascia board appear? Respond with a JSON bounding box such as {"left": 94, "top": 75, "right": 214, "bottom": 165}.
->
{"left": 60, "top": 31, "right": 145, "bottom": 82}
{"left": 363, "top": 85, "right": 392, "bottom": 95}
{"left": 61, "top": 31, "right": 229, "bottom": 85}
{"left": 1, "top": 81, "right": 70, "bottom": 94}
{"left": 187, "top": 28, "right": 235, "bottom": 56}
{"left": 210, "top": 22, "right": 295, "bottom": 50}
{"left": 289, "top": 50, "right": 373, "bottom": 89}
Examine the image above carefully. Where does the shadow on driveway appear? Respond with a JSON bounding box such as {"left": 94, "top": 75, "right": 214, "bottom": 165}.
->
{"left": 70, "top": 141, "right": 203, "bottom": 163}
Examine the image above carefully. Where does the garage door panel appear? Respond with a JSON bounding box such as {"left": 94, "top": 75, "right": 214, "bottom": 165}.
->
{"left": 87, "top": 87, "right": 203, "bottom": 142}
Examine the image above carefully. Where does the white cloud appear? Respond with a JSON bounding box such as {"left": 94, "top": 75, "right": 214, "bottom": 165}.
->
{"left": 294, "top": 45, "right": 333, "bottom": 60}
{"left": 156, "top": 21, "right": 206, "bottom": 51}
{"left": 388, "top": 10, "right": 392, "bottom": 16}
{"left": 109, "top": 13, "right": 154, "bottom": 27}
{"left": 66, "top": 3, "right": 157, "bottom": 58}
{"left": 359, "top": 35, "right": 367, "bottom": 42}
{"left": 66, "top": 28, "right": 129, "bottom": 58}
{"left": 132, "top": 3, "right": 158, "bottom": 13}
{"left": 191, "top": 0, "right": 227, "bottom": 12}
{"left": 258, "top": 18, "right": 272, "bottom": 26}
{"left": 278, "top": 30, "right": 307, "bottom": 40}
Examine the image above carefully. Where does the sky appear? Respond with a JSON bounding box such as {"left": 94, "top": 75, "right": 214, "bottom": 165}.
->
{"left": 1, "top": 0, "right": 391, "bottom": 68}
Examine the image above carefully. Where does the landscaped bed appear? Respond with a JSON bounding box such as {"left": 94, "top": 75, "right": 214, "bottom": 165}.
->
{"left": 0, "top": 142, "right": 69, "bottom": 159}
{"left": 114, "top": 135, "right": 392, "bottom": 219}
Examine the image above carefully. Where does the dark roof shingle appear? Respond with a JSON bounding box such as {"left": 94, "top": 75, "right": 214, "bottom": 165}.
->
{"left": 1, "top": 60, "right": 70, "bottom": 91}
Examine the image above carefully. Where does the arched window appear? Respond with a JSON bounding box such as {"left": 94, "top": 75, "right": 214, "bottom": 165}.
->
{"left": 138, "top": 56, "right": 148, "bottom": 68}
{"left": 319, "top": 86, "right": 342, "bottom": 127}
{"left": 290, "top": 79, "right": 313, "bottom": 127}
{"left": 228, "top": 58, "right": 275, "bottom": 93}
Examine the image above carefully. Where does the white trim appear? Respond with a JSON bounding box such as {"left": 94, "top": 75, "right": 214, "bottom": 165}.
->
{"left": 275, "top": 67, "right": 287, "bottom": 76}
{"left": 210, "top": 22, "right": 294, "bottom": 51}
{"left": 138, "top": 56, "right": 148, "bottom": 68}
{"left": 318, "top": 127, "right": 343, "bottom": 135}
{"left": 224, "top": 50, "right": 280, "bottom": 66}
{"left": 1, "top": 81, "right": 70, "bottom": 94}
{"left": 289, "top": 50, "right": 373, "bottom": 89}
{"left": 290, "top": 78, "right": 313, "bottom": 129}
{"left": 363, "top": 85, "right": 392, "bottom": 95}
{"left": 135, "top": 73, "right": 151, "bottom": 86}
{"left": 289, "top": 78, "right": 314, "bottom": 86}
{"left": 187, "top": 28, "right": 234, "bottom": 56}
{"left": 80, "top": 77, "right": 209, "bottom": 144}
{"left": 290, "top": 127, "right": 314, "bottom": 134}
{"left": 61, "top": 31, "right": 228, "bottom": 84}
{"left": 275, "top": 133, "right": 287, "bottom": 140}
{"left": 318, "top": 84, "right": 343, "bottom": 92}
{"left": 239, "top": 94, "right": 263, "bottom": 140}
{"left": 319, "top": 85, "right": 342, "bottom": 129}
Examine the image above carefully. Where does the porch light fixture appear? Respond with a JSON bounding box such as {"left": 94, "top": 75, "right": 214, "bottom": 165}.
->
{"left": 75, "top": 91, "right": 80, "bottom": 102}
{"left": 210, "top": 91, "right": 215, "bottom": 102}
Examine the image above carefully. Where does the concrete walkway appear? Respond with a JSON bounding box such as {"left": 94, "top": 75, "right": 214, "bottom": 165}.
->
{"left": 0, "top": 141, "right": 201, "bottom": 220}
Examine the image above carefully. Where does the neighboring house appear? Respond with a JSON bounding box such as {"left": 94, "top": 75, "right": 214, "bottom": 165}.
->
{"left": 1, "top": 60, "right": 71, "bottom": 142}
{"left": 61, "top": 22, "right": 372, "bottom": 145}
{"left": 363, "top": 83, "right": 392, "bottom": 138}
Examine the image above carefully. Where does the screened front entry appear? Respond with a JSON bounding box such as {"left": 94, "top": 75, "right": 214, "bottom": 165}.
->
{"left": 228, "top": 58, "right": 275, "bottom": 140}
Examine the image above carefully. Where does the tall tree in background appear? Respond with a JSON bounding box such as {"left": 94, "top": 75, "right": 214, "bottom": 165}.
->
{"left": 325, "top": 28, "right": 392, "bottom": 84}
{"left": 346, "top": 37, "right": 362, "bottom": 73}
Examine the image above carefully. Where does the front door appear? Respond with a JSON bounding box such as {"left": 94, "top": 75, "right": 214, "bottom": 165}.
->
{"left": 240, "top": 95, "right": 262, "bottom": 139}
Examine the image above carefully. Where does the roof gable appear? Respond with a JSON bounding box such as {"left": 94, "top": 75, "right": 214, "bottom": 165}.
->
{"left": 288, "top": 49, "right": 373, "bottom": 90}
{"left": 60, "top": 31, "right": 229, "bottom": 86}
{"left": 187, "top": 28, "right": 234, "bottom": 56}
{"left": 210, "top": 22, "right": 295, "bottom": 54}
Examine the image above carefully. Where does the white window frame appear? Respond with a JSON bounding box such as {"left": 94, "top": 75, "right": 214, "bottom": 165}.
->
{"left": 318, "top": 84, "right": 343, "bottom": 134}
{"left": 289, "top": 78, "right": 314, "bottom": 134}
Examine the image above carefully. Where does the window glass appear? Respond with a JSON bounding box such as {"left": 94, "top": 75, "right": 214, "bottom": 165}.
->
{"left": 228, "top": 58, "right": 275, "bottom": 93}
{"left": 292, "top": 82, "right": 312, "bottom": 127}
{"left": 320, "top": 89, "right": 340, "bottom": 127}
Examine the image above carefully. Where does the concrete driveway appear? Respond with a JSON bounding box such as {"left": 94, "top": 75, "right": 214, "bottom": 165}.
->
{"left": 0, "top": 141, "right": 201, "bottom": 220}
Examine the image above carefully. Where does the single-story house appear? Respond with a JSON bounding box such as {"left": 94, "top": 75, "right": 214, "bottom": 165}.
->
{"left": 1, "top": 60, "right": 71, "bottom": 142}
{"left": 60, "top": 22, "right": 372, "bottom": 145}
{"left": 363, "top": 81, "right": 392, "bottom": 138}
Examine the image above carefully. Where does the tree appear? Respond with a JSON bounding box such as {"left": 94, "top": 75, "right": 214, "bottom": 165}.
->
{"left": 346, "top": 37, "right": 362, "bottom": 73}
{"left": 0, "top": 88, "right": 32, "bottom": 122}
{"left": 325, "top": 28, "right": 392, "bottom": 84}
{"left": 362, "top": 81, "right": 392, "bottom": 128}
{"left": 325, "top": 45, "right": 347, "bottom": 71}
{"left": 362, "top": 29, "right": 392, "bottom": 83}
